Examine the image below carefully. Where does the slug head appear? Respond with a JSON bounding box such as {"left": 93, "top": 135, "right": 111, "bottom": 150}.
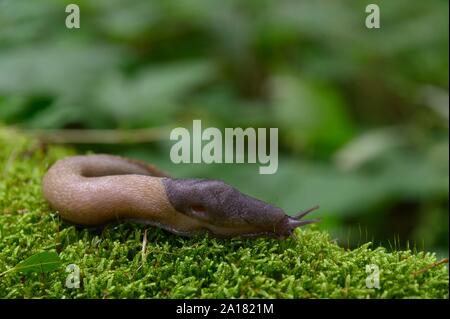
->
{"left": 162, "top": 178, "right": 319, "bottom": 238}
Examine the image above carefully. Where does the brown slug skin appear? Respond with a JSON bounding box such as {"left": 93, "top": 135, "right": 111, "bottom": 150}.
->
{"left": 42, "top": 155, "right": 319, "bottom": 238}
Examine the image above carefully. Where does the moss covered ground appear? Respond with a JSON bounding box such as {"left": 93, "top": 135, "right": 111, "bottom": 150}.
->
{"left": 0, "top": 128, "right": 448, "bottom": 298}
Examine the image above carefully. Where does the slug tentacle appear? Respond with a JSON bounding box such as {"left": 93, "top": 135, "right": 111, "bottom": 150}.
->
{"left": 43, "top": 154, "right": 320, "bottom": 238}
{"left": 288, "top": 217, "right": 321, "bottom": 228}
{"left": 292, "top": 205, "right": 320, "bottom": 220}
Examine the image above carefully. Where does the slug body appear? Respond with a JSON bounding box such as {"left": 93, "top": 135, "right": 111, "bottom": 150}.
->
{"left": 42, "top": 155, "right": 319, "bottom": 238}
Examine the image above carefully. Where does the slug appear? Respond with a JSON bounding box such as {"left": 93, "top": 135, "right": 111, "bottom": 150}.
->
{"left": 42, "top": 155, "right": 319, "bottom": 238}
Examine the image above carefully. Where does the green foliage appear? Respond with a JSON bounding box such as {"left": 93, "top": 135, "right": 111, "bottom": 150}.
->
{"left": 0, "top": 128, "right": 448, "bottom": 298}
{"left": 0, "top": 252, "right": 62, "bottom": 277}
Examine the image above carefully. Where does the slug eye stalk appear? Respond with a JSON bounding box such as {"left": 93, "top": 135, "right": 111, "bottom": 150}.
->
{"left": 290, "top": 205, "right": 321, "bottom": 226}
{"left": 293, "top": 205, "right": 320, "bottom": 219}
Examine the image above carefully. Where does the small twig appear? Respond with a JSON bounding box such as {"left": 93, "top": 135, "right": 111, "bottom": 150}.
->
{"left": 24, "top": 127, "right": 170, "bottom": 144}
{"left": 141, "top": 229, "right": 148, "bottom": 264}
{"left": 0, "top": 267, "right": 16, "bottom": 277}
{"left": 412, "top": 258, "right": 449, "bottom": 277}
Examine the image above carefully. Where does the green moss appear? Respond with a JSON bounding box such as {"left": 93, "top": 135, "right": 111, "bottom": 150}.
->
{"left": 0, "top": 128, "right": 448, "bottom": 298}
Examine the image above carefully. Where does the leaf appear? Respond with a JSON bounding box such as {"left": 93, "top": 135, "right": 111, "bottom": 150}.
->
{"left": 95, "top": 60, "right": 215, "bottom": 126}
{"left": 333, "top": 127, "right": 407, "bottom": 171}
{"left": 271, "top": 75, "right": 355, "bottom": 155}
{"left": 0, "top": 43, "right": 122, "bottom": 95}
{"left": 5, "top": 252, "right": 62, "bottom": 276}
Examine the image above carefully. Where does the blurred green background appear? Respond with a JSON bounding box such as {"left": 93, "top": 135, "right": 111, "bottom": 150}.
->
{"left": 0, "top": 0, "right": 448, "bottom": 256}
